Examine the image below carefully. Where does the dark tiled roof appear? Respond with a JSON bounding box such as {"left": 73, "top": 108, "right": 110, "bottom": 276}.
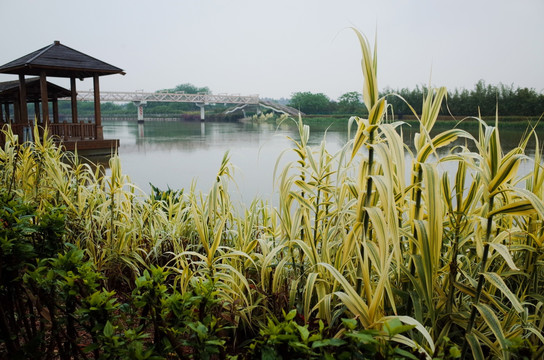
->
{"left": 0, "top": 77, "right": 71, "bottom": 102}
{"left": 0, "top": 41, "right": 124, "bottom": 78}
{"left": 0, "top": 79, "right": 22, "bottom": 93}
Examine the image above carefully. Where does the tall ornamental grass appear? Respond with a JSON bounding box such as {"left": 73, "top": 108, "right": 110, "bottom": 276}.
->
{"left": 1, "top": 29, "right": 543, "bottom": 359}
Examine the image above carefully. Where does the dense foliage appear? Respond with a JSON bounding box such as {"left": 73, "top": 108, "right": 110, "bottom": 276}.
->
{"left": 291, "top": 81, "right": 544, "bottom": 116}
{"left": 2, "top": 30, "right": 544, "bottom": 359}
{"left": 288, "top": 92, "right": 334, "bottom": 115}
{"left": 384, "top": 80, "right": 544, "bottom": 117}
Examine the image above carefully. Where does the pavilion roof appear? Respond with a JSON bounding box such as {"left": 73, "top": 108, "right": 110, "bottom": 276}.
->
{"left": 0, "top": 77, "right": 71, "bottom": 103}
{"left": 0, "top": 41, "right": 125, "bottom": 79}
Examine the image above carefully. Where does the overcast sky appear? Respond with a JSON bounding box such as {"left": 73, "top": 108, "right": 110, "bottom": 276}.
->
{"left": 1, "top": 0, "right": 543, "bottom": 100}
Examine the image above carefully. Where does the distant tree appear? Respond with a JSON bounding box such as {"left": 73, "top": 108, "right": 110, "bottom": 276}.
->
{"left": 288, "top": 92, "right": 332, "bottom": 114}
{"left": 381, "top": 86, "right": 425, "bottom": 116}
{"left": 150, "top": 83, "right": 211, "bottom": 112}
{"left": 159, "top": 83, "right": 210, "bottom": 94}
{"left": 471, "top": 79, "right": 496, "bottom": 115}
{"left": 336, "top": 91, "right": 365, "bottom": 115}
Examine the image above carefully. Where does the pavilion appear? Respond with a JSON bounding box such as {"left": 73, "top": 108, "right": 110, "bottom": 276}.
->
{"left": 0, "top": 41, "right": 124, "bottom": 154}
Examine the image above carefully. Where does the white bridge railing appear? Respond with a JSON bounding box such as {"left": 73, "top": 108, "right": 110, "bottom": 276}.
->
{"left": 69, "top": 91, "right": 260, "bottom": 105}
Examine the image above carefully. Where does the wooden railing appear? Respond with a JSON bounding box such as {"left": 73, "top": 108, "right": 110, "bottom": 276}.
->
{"left": 48, "top": 123, "right": 96, "bottom": 140}
{"left": 1, "top": 123, "right": 97, "bottom": 144}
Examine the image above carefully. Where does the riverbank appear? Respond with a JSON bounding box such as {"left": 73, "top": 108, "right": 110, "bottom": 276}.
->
{"left": 300, "top": 114, "right": 544, "bottom": 133}
{"left": 303, "top": 113, "right": 543, "bottom": 123}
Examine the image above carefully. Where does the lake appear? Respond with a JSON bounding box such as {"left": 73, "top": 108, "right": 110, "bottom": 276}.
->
{"left": 102, "top": 118, "right": 540, "bottom": 204}
{"left": 103, "top": 119, "right": 330, "bottom": 203}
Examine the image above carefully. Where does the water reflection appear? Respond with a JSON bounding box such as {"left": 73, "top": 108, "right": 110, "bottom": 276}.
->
{"left": 102, "top": 118, "right": 541, "bottom": 204}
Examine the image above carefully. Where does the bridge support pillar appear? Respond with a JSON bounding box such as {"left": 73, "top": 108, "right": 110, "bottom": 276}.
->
{"left": 133, "top": 100, "right": 147, "bottom": 123}
{"left": 196, "top": 103, "right": 206, "bottom": 121}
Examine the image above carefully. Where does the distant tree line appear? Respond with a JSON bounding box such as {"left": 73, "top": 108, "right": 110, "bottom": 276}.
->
{"left": 58, "top": 81, "right": 544, "bottom": 118}
{"left": 288, "top": 80, "right": 544, "bottom": 117}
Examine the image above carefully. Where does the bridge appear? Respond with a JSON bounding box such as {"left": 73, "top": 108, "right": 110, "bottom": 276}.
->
{"left": 69, "top": 90, "right": 299, "bottom": 121}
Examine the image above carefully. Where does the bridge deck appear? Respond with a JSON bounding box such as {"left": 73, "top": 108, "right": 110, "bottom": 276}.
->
{"left": 60, "top": 90, "right": 301, "bottom": 116}
{"left": 69, "top": 91, "right": 260, "bottom": 105}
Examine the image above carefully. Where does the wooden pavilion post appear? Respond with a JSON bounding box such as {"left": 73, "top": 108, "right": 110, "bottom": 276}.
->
{"left": 14, "top": 94, "right": 20, "bottom": 123}
{"left": 39, "top": 71, "right": 49, "bottom": 125}
{"left": 4, "top": 103, "right": 10, "bottom": 123}
{"left": 34, "top": 101, "right": 40, "bottom": 123}
{"left": 70, "top": 77, "right": 78, "bottom": 124}
{"left": 18, "top": 74, "right": 28, "bottom": 124}
{"left": 52, "top": 96, "right": 59, "bottom": 123}
{"left": 93, "top": 74, "right": 103, "bottom": 140}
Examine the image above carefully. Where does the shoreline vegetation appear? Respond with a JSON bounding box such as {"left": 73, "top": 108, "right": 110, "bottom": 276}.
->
{"left": 303, "top": 114, "right": 544, "bottom": 128}
{"left": 58, "top": 82, "right": 543, "bottom": 122}
{"left": 2, "top": 30, "right": 544, "bottom": 359}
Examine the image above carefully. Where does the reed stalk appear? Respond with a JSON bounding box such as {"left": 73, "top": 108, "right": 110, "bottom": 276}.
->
{"left": 461, "top": 243, "right": 491, "bottom": 359}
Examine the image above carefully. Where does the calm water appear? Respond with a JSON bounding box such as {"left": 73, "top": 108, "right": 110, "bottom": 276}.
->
{"left": 102, "top": 118, "right": 540, "bottom": 204}
{"left": 103, "top": 119, "right": 346, "bottom": 203}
